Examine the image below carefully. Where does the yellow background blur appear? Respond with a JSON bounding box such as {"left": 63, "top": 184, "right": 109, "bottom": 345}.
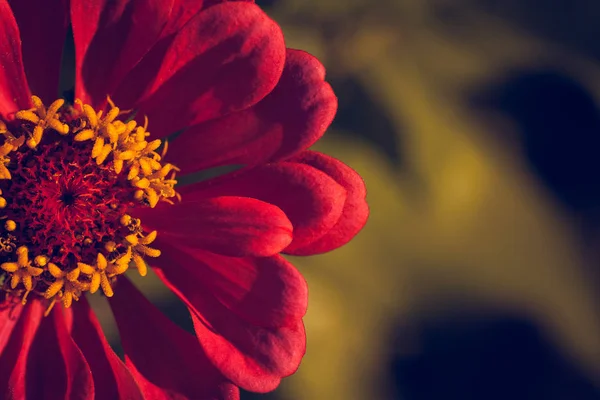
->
{"left": 262, "top": 1, "right": 600, "bottom": 399}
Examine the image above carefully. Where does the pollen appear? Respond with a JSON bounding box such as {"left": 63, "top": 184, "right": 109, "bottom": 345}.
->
{"left": 0, "top": 96, "right": 179, "bottom": 313}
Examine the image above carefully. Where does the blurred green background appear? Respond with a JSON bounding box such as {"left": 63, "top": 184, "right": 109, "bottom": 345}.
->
{"left": 101, "top": 0, "right": 600, "bottom": 398}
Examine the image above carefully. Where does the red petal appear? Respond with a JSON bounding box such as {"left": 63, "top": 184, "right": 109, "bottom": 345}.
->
{"left": 286, "top": 151, "right": 368, "bottom": 254}
{"left": 178, "top": 163, "right": 346, "bottom": 252}
{"left": 0, "top": 302, "right": 41, "bottom": 399}
{"left": 0, "top": 303, "right": 22, "bottom": 355}
{"left": 137, "top": 196, "right": 292, "bottom": 257}
{"left": 162, "top": 0, "right": 207, "bottom": 38}
{"left": 133, "top": 2, "right": 285, "bottom": 138}
{"left": 168, "top": 49, "right": 337, "bottom": 173}
{"left": 125, "top": 360, "right": 240, "bottom": 400}
{"left": 166, "top": 0, "right": 257, "bottom": 39}
{"left": 0, "top": 0, "right": 32, "bottom": 118}
{"left": 157, "top": 241, "right": 307, "bottom": 328}
{"left": 8, "top": 0, "right": 68, "bottom": 103}
{"left": 109, "top": 2, "right": 205, "bottom": 112}
{"left": 112, "top": 0, "right": 253, "bottom": 110}
{"left": 109, "top": 277, "right": 239, "bottom": 400}
{"left": 71, "top": 0, "right": 174, "bottom": 108}
{"left": 193, "top": 313, "right": 303, "bottom": 393}
{"left": 25, "top": 306, "right": 94, "bottom": 400}
{"left": 152, "top": 242, "right": 307, "bottom": 392}
{"left": 71, "top": 298, "right": 143, "bottom": 400}
{"left": 161, "top": 1, "right": 253, "bottom": 37}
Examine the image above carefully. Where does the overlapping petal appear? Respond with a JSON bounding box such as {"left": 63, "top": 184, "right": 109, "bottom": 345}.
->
{"left": 136, "top": 196, "right": 293, "bottom": 257}
{"left": 0, "top": 303, "right": 22, "bottom": 356}
{"left": 287, "top": 151, "right": 368, "bottom": 254}
{"left": 178, "top": 162, "right": 346, "bottom": 252}
{"left": 71, "top": 298, "right": 143, "bottom": 400}
{"left": 0, "top": 0, "right": 32, "bottom": 118}
{"left": 131, "top": 2, "right": 286, "bottom": 138}
{"left": 24, "top": 306, "right": 94, "bottom": 400}
{"left": 162, "top": 0, "right": 239, "bottom": 38}
{"left": 109, "top": 277, "right": 239, "bottom": 400}
{"left": 71, "top": 0, "right": 174, "bottom": 108}
{"left": 152, "top": 241, "right": 307, "bottom": 392}
{"left": 111, "top": 0, "right": 258, "bottom": 111}
{"left": 0, "top": 302, "right": 36, "bottom": 399}
{"left": 8, "top": 0, "right": 68, "bottom": 103}
{"left": 167, "top": 49, "right": 337, "bottom": 172}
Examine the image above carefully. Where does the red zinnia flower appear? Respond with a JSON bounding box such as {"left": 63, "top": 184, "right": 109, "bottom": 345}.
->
{"left": 0, "top": 0, "right": 368, "bottom": 399}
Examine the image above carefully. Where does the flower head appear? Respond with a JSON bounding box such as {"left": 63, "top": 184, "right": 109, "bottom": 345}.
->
{"left": 0, "top": 0, "right": 368, "bottom": 399}
{"left": 0, "top": 96, "right": 175, "bottom": 313}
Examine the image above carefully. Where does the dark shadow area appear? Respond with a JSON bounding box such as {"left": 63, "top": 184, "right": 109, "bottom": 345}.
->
{"left": 241, "top": 389, "right": 282, "bottom": 400}
{"left": 389, "top": 311, "right": 600, "bottom": 400}
{"left": 471, "top": 69, "right": 600, "bottom": 214}
{"left": 255, "top": 0, "right": 279, "bottom": 7}
{"left": 330, "top": 76, "right": 403, "bottom": 167}
{"left": 466, "top": 0, "right": 600, "bottom": 61}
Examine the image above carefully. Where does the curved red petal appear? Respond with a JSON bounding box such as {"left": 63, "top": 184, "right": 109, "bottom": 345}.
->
{"left": 134, "top": 2, "right": 285, "bottom": 138}
{"left": 192, "top": 314, "right": 303, "bottom": 394}
{"left": 109, "top": 277, "right": 239, "bottom": 400}
{"left": 286, "top": 151, "right": 368, "bottom": 254}
{"left": 137, "top": 196, "right": 293, "bottom": 257}
{"left": 162, "top": 1, "right": 256, "bottom": 39}
{"left": 152, "top": 242, "right": 307, "bottom": 392}
{"left": 166, "top": 0, "right": 257, "bottom": 39}
{"left": 8, "top": 0, "right": 68, "bottom": 103}
{"left": 162, "top": 0, "right": 207, "bottom": 38}
{"left": 125, "top": 359, "right": 240, "bottom": 400}
{"left": 178, "top": 162, "right": 346, "bottom": 252}
{"left": 25, "top": 306, "right": 94, "bottom": 400}
{"left": 71, "top": 298, "right": 143, "bottom": 400}
{"left": 112, "top": 0, "right": 252, "bottom": 111}
{"left": 109, "top": 1, "right": 207, "bottom": 111}
{"left": 0, "top": 302, "right": 41, "bottom": 399}
{"left": 0, "top": 0, "right": 32, "bottom": 118}
{"left": 156, "top": 240, "right": 308, "bottom": 327}
{"left": 0, "top": 303, "right": 22, "bottom": 355}
{"left": 168, "top": 49, "right": 337, "bottom": 173}
{"left": 71, "top": 0, "right": 174, "bottom": 108}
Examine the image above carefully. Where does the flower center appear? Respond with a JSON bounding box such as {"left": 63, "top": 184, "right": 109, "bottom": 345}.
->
{"left": 0, "top": 96, "right": 179, "bottom": 315}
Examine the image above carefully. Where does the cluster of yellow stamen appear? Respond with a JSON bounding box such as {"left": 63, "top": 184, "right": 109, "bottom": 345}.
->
{"left": 0, "top": 247, "right": 44, "bottom": 304}
{"left": 72, "top": 98, "right": 180, "bottom": 208}
{"left": 0, "top": 122, "right": 24, "bottom": 180}
{"left": 0, "top": 226, "right": 160, "bottom": 314}
{"left": 15, "top": 97, "right": 69, "bottom": 148}
{"left": 11, "top": 96, "right": 179, "bottom": 209}
{"left": 0, "top": 96, "right": 179, "bottom": 313}
{"left": 119, "top": 214, "right": 160, "bottom": 272}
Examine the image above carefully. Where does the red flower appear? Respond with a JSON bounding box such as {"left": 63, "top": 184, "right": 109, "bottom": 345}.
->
{"left": 0, "top": 0, "right": 368, "bottom": 399}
